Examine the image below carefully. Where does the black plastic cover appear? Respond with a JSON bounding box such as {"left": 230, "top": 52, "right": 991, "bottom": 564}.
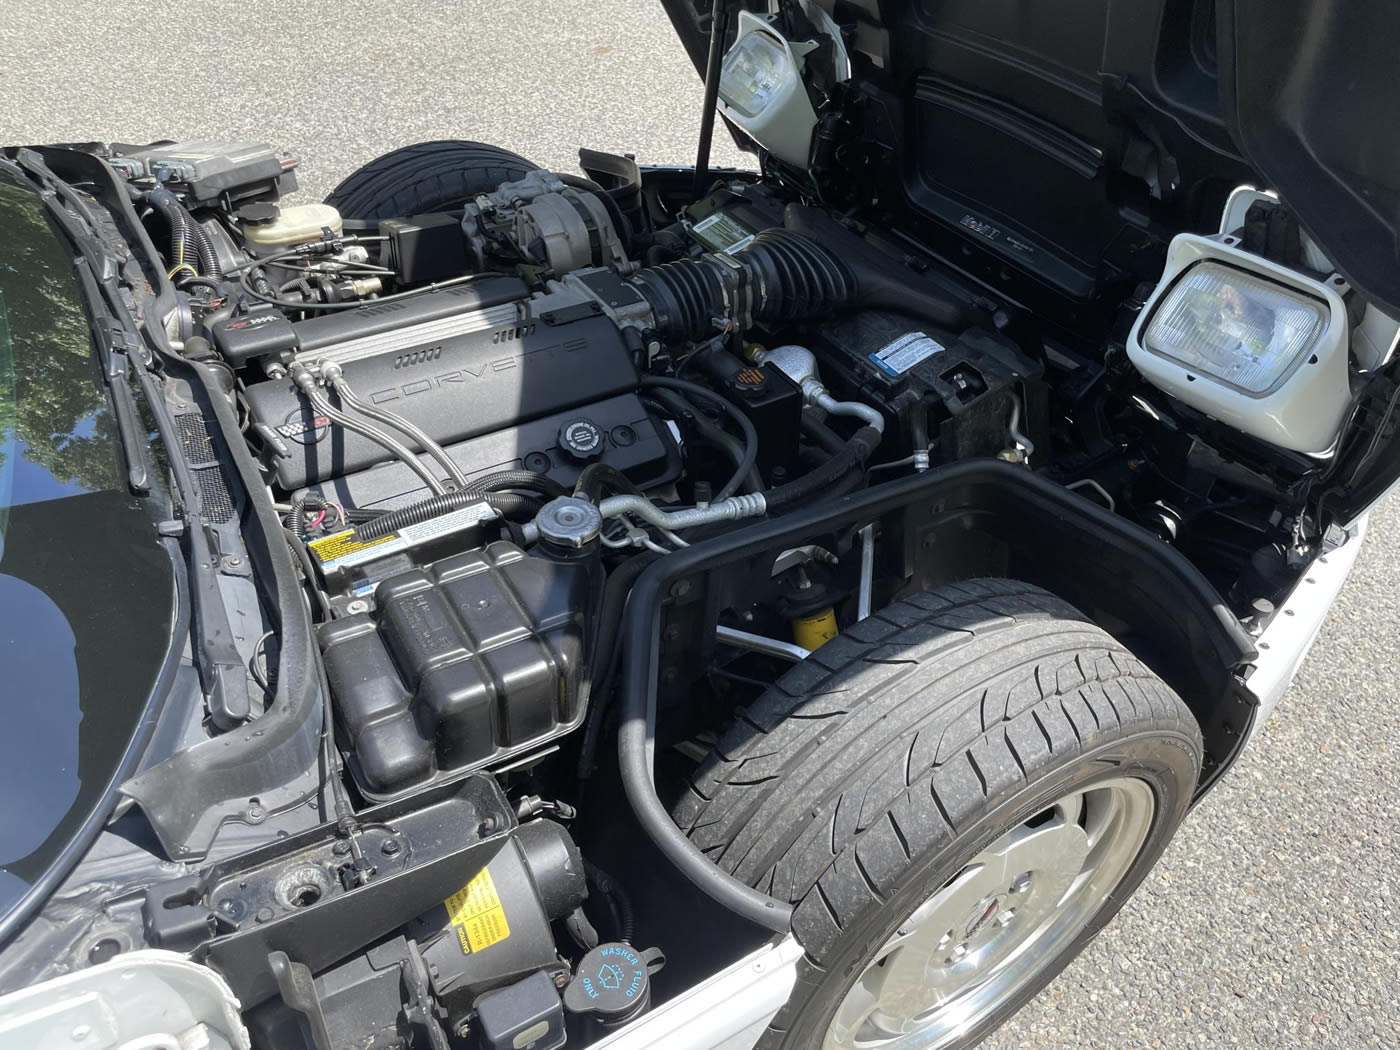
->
{"left": 209, "top": 310, "right": 297, "bottom": 364}
{"left": 477, "top": 973, "right": 567, "bottom": 1050}
{"left": 319, "top": 542, "right": 601, "bottom": 797}
{"left": 811, "top": 311, "right": 1046, "bottom": 463}
{"left": 407, "top": 835, "right": 571, "bottom": 1008}
{"left": 1218, "top": 0, "right": 1400, "bottom": 316}
{"left": 109, "top": 140, "right": 295, "bottom": 202}
{"left": 309, "top": 394, "right": 679, "bottom": 512}
{"left": 246, "top": 295, "right": 639, "bottom": 490}
{"left": 380, "top": 213, "right": 469, "bottom": 285}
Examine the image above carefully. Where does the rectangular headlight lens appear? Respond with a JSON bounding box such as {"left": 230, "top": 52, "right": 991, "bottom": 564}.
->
{"left": 719, "top": 31, "right": 791, "bottom": 119}
{"left": 1143, "top": 262, "right": 1327, "bottom": 394}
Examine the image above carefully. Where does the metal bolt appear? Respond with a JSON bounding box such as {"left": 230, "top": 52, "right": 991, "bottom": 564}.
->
{"left": 331, "top": 841, "right": 350, "bottom": 856}
{"left": 381, "top": 839, "right": 401, "bottom": 857}
{"left": 346, "top": 599, "right": 369, "bottom": 615}
{"left": 671, "top": 580, "right": 691, "bottom": 598}
{"left": 71, "top": 1026, "right": 91, "bottom": 1042}
{"left": 553, "top": 972, "right": 570, "bottom": 989}
{"left": 255, "top": 907, "right": 275, "bottom": 924}
{"left": 1011, "top": 873, "right": 1032, "bottom": 894}
{"left": 951, "top": 944, "right": 967, "bottom": 959}
{"left": 996, "top": 909, "right": 1017, "bottom": 927}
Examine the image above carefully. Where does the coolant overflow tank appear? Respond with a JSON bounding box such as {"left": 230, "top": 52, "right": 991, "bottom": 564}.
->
{"left": 318, "top": 541, "right": 602, "bottom": 799}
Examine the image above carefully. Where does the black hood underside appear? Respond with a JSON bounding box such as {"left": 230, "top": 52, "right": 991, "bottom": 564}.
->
{"left": 663, "top": 0, "right": 1400, "bottom": 318}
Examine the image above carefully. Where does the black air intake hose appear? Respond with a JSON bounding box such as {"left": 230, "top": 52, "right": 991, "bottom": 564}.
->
{"left": 630, "top": 228, "right": 856, "bottom": 342}
{"left": 630, "top": 213, "right": 974, "bottom": 339}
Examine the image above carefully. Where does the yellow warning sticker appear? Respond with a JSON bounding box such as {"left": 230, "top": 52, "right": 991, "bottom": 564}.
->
{"left": 307, "top": 528, "right": 396, "bottom": 564}
{"left": 444, "top": 866, "right": 511, "bottom": 954}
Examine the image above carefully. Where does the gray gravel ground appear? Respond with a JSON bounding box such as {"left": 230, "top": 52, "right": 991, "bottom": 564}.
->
{"left": 4, "top": 2, "right": 1398, "bottom": 1046}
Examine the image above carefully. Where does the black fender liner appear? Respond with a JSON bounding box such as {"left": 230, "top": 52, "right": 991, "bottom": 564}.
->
{"left": 617, "top": 458, "right": 1255, "bottom": 933}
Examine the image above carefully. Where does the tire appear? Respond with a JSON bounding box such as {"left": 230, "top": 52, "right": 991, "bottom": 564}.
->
{"left": 324, "top": 140, "right": 538, "bottom": 219}
{"left": 673, "top": 579, "right": 1202, "bottom": 1050}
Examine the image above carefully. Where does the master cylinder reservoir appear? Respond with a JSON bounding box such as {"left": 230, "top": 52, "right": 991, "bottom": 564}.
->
{"left": 241, "top": 201, "right": 343, "bottom": 255}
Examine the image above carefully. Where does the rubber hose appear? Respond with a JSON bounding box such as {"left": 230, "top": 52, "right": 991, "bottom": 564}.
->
{"left": 354, "top": 488, "right": 540, "bottom": 541}
{"left": 147, "top": 190, "right": 191, "bottom": 272}
{"left": 577, "top": 552, "right": 658, "bottom": 780}
{"left": 639, "top": 376, "right": 758, "bottom": 501}
{"left": 781, "top": 205, "right": 971, "bottom": 330}
{"left": 801, "top": 411, "right": 848, "bottom": 458}
{"left": 650, "top": 388, "right": 762, "bottom": 496}
{"left": 471, "top": 470, "right": 569, "bottom": 500}
{"left": 629, "top": 228, "right": 856, "bottom": 342}
{"left": 764, "top": 425, "right": 882, "bottom": 512}
{"left": 617, "top": 632, "right": 795, "bottom": 932}
{"left": 574, "top": 462, "right": 649, "bottom": 502}
{"left": 585, "top": 862, "right": 635, "bottom": 944}
{"left": 565, "top": 907, "right": 600, "bottom": 951}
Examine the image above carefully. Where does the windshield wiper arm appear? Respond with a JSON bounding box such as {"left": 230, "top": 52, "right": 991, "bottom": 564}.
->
{"left": 8, "top": 150, "right": 252, "bottom": 728}
{"left": 4, "top": 152, "right": 151, "bottom": 493}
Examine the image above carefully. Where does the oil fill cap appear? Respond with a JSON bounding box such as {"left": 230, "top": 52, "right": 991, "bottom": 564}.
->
{"left": 562, "top": 942, "right": 665, "bottom": 1025}
{"left": 558, "top": 417, "right": 605, "bottom": 460}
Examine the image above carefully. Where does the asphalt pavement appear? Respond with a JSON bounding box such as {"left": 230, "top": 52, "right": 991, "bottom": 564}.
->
{"left": 3, "top": 3, "right": 1398, "bottom": 1046}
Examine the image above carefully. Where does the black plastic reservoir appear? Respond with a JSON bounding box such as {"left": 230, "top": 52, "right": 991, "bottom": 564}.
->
{"left": 319, "top": 541, "right": 601, "bottom": 797}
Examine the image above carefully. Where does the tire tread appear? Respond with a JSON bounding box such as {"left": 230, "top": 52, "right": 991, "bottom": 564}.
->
{"left": 672, "top": 579, "right": 1201, "bottom": 975}
{"left": 324, "top": 140, "right": 537, "bottom": 219}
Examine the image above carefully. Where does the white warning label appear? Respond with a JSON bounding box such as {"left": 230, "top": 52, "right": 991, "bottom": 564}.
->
{"left": 868, "top": 332, "right": 945, "bottom": 376}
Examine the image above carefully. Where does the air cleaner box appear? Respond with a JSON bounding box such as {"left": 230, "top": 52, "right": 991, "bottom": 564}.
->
{"left": 811, "top": 311, "right": 1048, "bottom": 463}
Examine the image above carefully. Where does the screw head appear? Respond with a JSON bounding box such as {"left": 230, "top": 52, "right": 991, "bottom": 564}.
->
{"left": 1011, "top": 872, "right": 1032, "bottom": 894}
{"left": 346, "top": 599, "right": 369, "bottom": 615}
{"left": 381, "top": 839, "right": 401, "bottom": 857}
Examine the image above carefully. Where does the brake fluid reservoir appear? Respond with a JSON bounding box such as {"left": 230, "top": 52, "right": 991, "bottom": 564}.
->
{"left": 242, "top": 202, "right": 343, "bottom": 255}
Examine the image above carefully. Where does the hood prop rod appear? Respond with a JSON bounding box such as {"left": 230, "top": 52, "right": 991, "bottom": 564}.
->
{"left": 693, "top": 0, "right": 735, "bottom": 199}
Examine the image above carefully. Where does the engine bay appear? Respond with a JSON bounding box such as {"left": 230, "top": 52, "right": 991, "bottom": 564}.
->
{"left": 0, "top": 124, "right": 1389, "bottom": 1050}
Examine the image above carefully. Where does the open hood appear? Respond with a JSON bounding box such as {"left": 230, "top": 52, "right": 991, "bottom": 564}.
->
{"left": 663, "top": 0, "right": 1400, "bottom": 318}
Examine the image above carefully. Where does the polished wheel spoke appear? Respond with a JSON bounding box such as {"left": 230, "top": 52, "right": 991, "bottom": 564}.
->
{"left": 824, "top": 778, "right": 1156, "bottom": 1050}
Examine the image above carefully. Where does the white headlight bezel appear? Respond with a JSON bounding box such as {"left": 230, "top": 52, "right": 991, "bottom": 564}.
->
{"left": 1126, "top": 233, "right": 1351, "bottom": 455}
{"left": 714, "top": 6, "right": 848, "bottom": 170}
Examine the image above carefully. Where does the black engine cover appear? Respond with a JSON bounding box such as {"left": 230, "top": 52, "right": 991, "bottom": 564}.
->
{"left": 245, "top": 287, "right": 641, "bottom": 490}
